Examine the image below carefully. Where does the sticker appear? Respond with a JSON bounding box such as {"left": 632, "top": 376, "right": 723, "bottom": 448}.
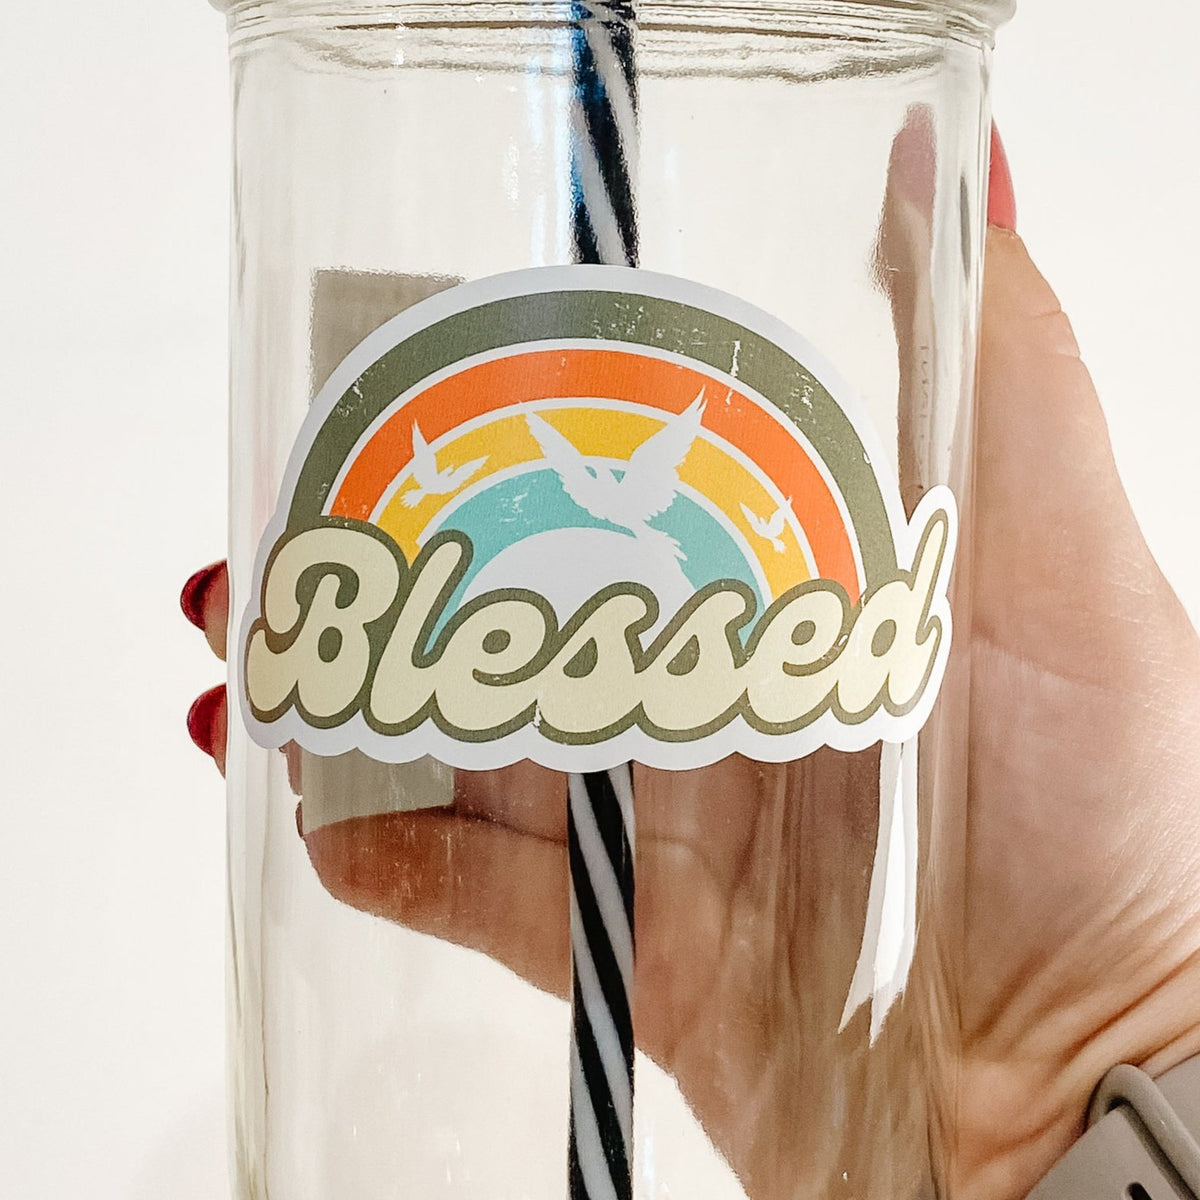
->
{"left": 238, "top": 267, "right": 957, "bottom": 773}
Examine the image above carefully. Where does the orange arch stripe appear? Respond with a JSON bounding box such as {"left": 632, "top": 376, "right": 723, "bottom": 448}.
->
{"left": 330, "top": 348, "right": 859, "bottom": 599}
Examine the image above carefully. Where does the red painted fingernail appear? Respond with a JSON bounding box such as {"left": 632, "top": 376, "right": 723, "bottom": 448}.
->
{"left": 187, "top": 684, "right": 226, "bottom": 758}
{"left": 180, "top": 562, "right": 225, "bottom": 630}
{"left": 987, "top": 123, "right": 1017, "bottom": 232}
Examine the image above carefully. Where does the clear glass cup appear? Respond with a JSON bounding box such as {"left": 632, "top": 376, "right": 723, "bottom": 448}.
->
{"left": 212, "top": 0, "right": 1013, "bottom": 1196}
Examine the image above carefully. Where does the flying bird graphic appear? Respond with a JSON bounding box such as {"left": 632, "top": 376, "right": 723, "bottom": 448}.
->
{"left": 402, "top": 421, "right": 487, "bottom": 507}
{"left": 526, "top": 391, "right": 706, "bottom": 560}
{"left": 740, "top": 499, "right": 792, "bottom": 554}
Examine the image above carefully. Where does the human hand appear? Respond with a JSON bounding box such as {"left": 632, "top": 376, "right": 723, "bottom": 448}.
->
{"left": 182, "top": 131, "right": 1200, "bottom": 1200}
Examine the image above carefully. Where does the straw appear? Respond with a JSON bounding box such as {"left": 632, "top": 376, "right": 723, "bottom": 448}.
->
{"left": 567, "top": 767, "right": 636, "bottom": 1200}
{"left": 566, "top": 4, "right": 639, "bottom": 1197}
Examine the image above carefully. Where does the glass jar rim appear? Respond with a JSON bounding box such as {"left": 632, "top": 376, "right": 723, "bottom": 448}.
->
{"left": 210, "top": 0, "right": 1015, "bottom": 34}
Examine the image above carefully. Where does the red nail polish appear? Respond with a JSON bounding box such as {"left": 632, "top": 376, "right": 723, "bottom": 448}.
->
{"left": 180, "top": 561, "right": 225, "bottom": 630}
{"left": 187, "top": 684, "right": 226, "bottom": 758}
{"left": 987, "top": 123, "right": 1017, "bottom": 232}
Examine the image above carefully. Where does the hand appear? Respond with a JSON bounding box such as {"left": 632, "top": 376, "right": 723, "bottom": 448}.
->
{"left": 182, "top": 131, "right": 1200, "bottom": 1199}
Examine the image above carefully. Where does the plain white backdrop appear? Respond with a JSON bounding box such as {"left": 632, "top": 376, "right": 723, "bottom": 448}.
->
{"left": 0, "top": 2, "right": 1196, "bottom": 1197}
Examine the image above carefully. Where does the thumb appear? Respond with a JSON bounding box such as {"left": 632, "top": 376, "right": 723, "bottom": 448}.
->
{"left": 972, "top": 226, "right": 1197, "bottom": 686}
{"left": 957, "top": 221, "right": 1200, "bottom": 1200}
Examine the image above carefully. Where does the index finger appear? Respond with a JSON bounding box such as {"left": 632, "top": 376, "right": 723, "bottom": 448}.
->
{"left": 181, "top": 560, "right": 229, "bottom": 661}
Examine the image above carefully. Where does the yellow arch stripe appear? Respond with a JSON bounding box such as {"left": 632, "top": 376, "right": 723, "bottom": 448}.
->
{"left": 376, "top": 407, "right": 812, "bottom": 598}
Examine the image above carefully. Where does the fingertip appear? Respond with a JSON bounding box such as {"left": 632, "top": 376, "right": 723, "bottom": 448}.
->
{"left": 987, "top": 124, "right": 1017, "bottom": 233}
{"left": 181, "top": 561, "right": 226, "bottom": 630}
{"left": 187, "top": 684, "right": 228, "bottom": 776}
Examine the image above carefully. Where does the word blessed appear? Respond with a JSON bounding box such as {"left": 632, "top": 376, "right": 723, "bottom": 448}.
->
{"left": 245, "top": 516, "right": 951, "bottom": 748}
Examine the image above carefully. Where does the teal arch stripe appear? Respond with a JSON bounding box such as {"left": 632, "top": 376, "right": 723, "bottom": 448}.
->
{"left": 433, "top": 468, "right": 765, "bottom": 618}
{"left": 291, "top": 289, "right": 898, "bottom": 583}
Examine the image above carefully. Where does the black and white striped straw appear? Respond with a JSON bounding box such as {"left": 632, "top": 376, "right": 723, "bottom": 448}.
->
{"left": 569, "top": 0, "right": 639, "bottom": 269}
{"left": 566, "top": 4, "right": 640, "bottom": 1198}
{"left": 567, "top": 768, "right": 636, "bottom": 1200}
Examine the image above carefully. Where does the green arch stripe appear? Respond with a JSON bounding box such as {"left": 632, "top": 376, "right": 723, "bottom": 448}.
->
{"left": 290, "top": 289, "right": 898, "bottom": 583}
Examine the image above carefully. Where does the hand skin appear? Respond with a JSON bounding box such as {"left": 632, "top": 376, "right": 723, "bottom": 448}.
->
{"left": 186, "top": 224, "right": 1200, "bottom": 1198}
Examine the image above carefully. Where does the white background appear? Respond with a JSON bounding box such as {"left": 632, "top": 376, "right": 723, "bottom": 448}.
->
{"left": 0, "top": 2, "right": 1196, "bottom": 1197}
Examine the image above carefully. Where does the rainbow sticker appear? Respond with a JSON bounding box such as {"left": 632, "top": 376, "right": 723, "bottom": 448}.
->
{"left": 239, "top": 267, "right": 957, "bottom": 772}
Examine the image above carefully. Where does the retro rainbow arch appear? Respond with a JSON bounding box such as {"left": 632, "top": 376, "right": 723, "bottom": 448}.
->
{"left": 280, "top": 276, "right": 906, "bottom": 618}
{"left": 324, "top": 347, "right": 862, "bottom": 609}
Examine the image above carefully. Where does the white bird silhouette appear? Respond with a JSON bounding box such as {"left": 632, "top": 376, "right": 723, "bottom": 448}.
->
{"left": 402, "top": 421, "right": 487, "bottom": 507}
{"left": 740, "top": 499, "right": 791, "bottom": 554}
{"left": 526, "top": 391, "right": 706, "bottom": 560}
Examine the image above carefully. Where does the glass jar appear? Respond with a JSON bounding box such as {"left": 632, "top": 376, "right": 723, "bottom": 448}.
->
{"left": 212, "top": 0, "right": 1013, "bottom": 1196}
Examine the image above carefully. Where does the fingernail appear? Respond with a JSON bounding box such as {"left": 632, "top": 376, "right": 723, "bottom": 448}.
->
{"left": 987, "top": 123, "right": 1017, "bottom": 232}
{"left": 187, "top": 684, "right": 226, "bottom": 758}
{"left": 181, "top": 562, "right": 225, "bottom": 630}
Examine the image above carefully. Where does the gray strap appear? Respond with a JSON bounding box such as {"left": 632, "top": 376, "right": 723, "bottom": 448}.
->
{"left": 1027, "top": 1057, "right": 1200, "bottom": 1199}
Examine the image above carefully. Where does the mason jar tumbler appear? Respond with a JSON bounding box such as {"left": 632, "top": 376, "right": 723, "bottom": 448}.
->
{"left": 211, "top": 0, "right": 1014, "bottom": 1195}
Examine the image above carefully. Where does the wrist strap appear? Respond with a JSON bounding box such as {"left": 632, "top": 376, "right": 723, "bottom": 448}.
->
{"left": 1027, "top": 1056, "right": 1200, "bottom": 1199}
